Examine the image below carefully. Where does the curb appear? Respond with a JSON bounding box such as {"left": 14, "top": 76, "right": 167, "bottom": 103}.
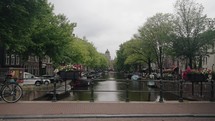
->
{"left": 1, "top": 114, "right": 215, "bottom": 120}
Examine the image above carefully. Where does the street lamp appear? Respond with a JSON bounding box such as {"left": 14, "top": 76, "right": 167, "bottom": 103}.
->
{"left": 159, "top": 46, "right": 163, "bottom": 80}
{"left": 158, "top": 44, "right": 164, "bottom": 103}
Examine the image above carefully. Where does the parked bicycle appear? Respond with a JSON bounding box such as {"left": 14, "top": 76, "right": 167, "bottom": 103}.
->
{"left": 0, "top": 74, "right": 23, "bottom": 103}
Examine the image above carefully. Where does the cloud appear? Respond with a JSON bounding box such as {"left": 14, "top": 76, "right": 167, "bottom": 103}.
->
{"left": 48, "top": 0, "right": 215, "bottom": 59}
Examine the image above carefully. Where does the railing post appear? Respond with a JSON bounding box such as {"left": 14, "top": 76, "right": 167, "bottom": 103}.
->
{"left": 159, "top": 79, "right": 164, "bottom": 103}
{"left": 192, "top": 82, "right": 194, "bottom": 95}
{"left": 125, "top": 79, "right": 129, "bottom": 102}
{"left": 210, "top": 80, "right": 214, "bottom": 102}
{"left": 179, "top": 80, "right": 183, "bottom": 102}
{"left": 200, "top": 81, "right": 203, "bottom": 97}
{"left": 52, "top": 79, "right": 57, "bottom": 102}
{"left": 65, "top": 80, "right": 67, "bottom": 92}
{"left": 90, "top": 80, "right": 94, "bottom": 102}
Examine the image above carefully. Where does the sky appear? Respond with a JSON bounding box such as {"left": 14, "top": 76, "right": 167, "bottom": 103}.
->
{"left": 48, "top": 0, "right": 215, "bottom": 59}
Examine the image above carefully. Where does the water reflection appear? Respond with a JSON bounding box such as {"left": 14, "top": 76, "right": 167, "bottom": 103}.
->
{"left": 67, "top": 72, "right": 163, "bottom": 102}
{"left": 36, "top": 72, "right": 178, "bottom": 101}
{"left": 95, "top": 81, "right": 118, "bottom": 101}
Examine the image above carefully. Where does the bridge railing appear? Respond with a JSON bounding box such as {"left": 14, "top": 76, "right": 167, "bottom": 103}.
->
{"left": 50, "top": 78, "right": 215, "bottom": 102}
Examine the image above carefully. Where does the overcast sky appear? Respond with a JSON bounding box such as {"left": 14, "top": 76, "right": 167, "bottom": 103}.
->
{"left": 48, "top": 0, "right": 215, "bottom": 59}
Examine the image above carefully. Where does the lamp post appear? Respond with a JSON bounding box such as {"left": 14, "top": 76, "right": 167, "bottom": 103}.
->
{"left": 159, "top": 45, "right": 164, "bottom": 103}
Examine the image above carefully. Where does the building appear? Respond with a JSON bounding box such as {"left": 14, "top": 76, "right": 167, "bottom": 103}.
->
{"left": 0, "top": 47, "right": 53, "bottom": 76}
{"left": 162, "top": 42, "right": 215, "bottom": 73}
{"left": 105, "top": 49, "right": 114, "bottom": 70}
{"left": 203, "top": 42, "right": 215, "bottom": 71}
{"left": 105, "top": 49, "right": 111, "bottom": 61}
{"left": 23, "top": 56, "right": 53, "bottom": 76}
{"left": 0, "top": 47, "right": 22, "bottom": 68}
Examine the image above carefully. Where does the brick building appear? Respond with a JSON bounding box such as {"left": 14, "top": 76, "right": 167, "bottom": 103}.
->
{"left": 0, "top": 47, "right": 53, "bottom": 76}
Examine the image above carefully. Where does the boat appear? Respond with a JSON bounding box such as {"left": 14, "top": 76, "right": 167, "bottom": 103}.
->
{"left": 147, "top": 80, "right": 156, "bottom": 87}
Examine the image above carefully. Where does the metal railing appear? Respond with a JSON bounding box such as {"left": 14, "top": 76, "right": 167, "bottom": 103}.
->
{"left": 50, "top": 78, "right": 215, "bottom": 102}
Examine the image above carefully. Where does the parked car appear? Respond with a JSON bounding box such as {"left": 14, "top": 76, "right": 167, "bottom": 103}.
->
{"left": 23, "top": 72, "right": 50, "bottom": 86}
{"left": 82, "top": 71, "right": 102, "bottom": 79}
{"left": 41, "top": 75, "right": 63, "bottom": 83}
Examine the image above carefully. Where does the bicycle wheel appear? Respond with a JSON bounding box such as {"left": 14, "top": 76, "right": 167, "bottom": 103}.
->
{"left": 1, "top": 83, "right": 23, "bottom": 103}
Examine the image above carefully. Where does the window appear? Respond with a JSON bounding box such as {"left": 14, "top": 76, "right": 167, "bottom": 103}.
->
{"left": 203, "top": 57, "right": 208, "bottom": 65}
{"left": 16, "top": 55, "right": 20, "bottom": 65}
{"left": 5, "top": 54, "right": 10, "bottom": 65}
{"left": 35, "top": 56, "right": 38, "bottom": 62}
{"left": 11, "top": 54, "right": 15, "bottom": 65}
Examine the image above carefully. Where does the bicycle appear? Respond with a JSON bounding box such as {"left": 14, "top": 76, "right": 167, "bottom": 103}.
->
{"left": 0, "top": 75, "right": 23, "bottom": 103}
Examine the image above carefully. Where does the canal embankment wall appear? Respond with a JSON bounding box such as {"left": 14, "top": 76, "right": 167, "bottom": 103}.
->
{"left": 21, "top": 83, "right": 63, "bottom": 101}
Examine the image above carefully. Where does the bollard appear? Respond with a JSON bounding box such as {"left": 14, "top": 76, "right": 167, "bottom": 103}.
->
{"left": 90, "top": 80, "right": 94, "bottom": 102}
{"left": 179, "top": 80, "right": 183, "bottom": 102}
{"left": 159, "top": 80, "right": 164, "bottom": 103}
{"left": 210, "top": 80, "right": 214, "bottom": 102}
{"left": 125, "top": 80, "right": 129, "bottom": 102}
{"left": 52, "top": 79, "right": 57, "bottom": 102}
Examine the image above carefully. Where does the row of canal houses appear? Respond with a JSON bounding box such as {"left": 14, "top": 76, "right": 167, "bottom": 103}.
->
{"left": 0, "top": 48, "right": 113, "bottom": 78}
{"left": 0, "top": 47, "right": 53, "bottom": 77}
{"left": 162, "top": 42, "right": 215, "bottom": 74}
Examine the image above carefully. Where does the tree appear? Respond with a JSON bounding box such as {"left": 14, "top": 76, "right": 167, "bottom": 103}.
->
{"left": 122, "top": 38, "right": 150, "bottom": 72}
{"left": 115, "top": 13, "right": 174, "bottom": 73}
{"left": 138, "top": 13, "right": 174, "bottom": 73}
{"left": 172, "top": 0, "right": 215, "bottom": 68}
{"left": 0, "top": 0, "right": 43, "bottom": 53}
{"left": 22, "top": 1, "right": 75, "bottom": 75}
{"left": 115, "top": 43, "right": 132, "bottom": 72}
{"left": 63, "top": 37, "right": 108, "bottom": 70}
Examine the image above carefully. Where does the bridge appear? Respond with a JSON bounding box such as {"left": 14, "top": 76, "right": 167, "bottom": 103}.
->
{"left": 0, "top": 101, "right": 215, "bottom": 121}
{"left": 1, "top": 80, "right": 215, "bottom": 120}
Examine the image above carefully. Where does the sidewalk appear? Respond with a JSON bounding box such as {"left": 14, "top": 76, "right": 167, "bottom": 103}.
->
{"left": 0, "top": 101, "right": 215, "bottom": 120}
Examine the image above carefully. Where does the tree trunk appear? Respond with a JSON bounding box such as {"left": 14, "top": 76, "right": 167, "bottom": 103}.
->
{"left": 198, "top": 55, "right": 202, "bottom": 69}
{"left": 189, "top": 56, "right": 193, "bottom": 69}
{"left": 148, "top": 58, "right": 152, "bottom": 74}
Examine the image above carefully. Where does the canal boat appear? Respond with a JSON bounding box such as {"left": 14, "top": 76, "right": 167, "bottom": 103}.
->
{"left": 147, "top": 73, "right": 156, "bottom": 87}
{"left": 58, "top": 70, "right": 91, "bottom": 87}
{"left": 147, "top": 80, "right": 156, "bottom": 87}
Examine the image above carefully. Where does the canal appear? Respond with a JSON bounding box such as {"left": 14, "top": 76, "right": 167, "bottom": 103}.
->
{"left": 45, "top": 71, "right": 178, "bottom": 102}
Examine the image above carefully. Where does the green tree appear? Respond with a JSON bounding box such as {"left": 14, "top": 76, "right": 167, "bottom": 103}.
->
{"left": 0, "top": 0, "right": 42, "bottom": 53}
{"left": 23, "top": 1, "right": 74, "bottom": 75}
{"left": 116, "top": 13, "right": 173, "bottom": 74}
{"left": 122, "top": 39, "right": 147, "bottom": 72}
{"left": 63, "top": 37, "right": 108, "bottom": 70}
{"left": 115, "top": 43, "right": 130, "bottom": 72}
{"left": 138, "top": 13, "right": 174, "bottom": 71}
{"left": 172, "top": 0, "right": 215, "bottom": 68}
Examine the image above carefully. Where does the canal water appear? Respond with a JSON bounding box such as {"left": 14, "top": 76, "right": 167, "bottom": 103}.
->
{"left": 52, "top": 72, "right": 178, "bottom": 102}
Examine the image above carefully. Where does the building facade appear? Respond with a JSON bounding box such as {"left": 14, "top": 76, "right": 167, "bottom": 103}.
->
{"left": 203, "top": 42, "right": 215, "bottom": 71}
{"left": 0, "top": 47, "right": 54, "bottom": 76}
{"left": 105, "top": 49, "right": 113, "bottom": 70}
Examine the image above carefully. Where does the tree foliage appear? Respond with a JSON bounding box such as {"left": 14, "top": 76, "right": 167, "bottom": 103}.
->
{"left": 172, "top": 0, "right": 215, "bottom": 68}
{"left": 116, "top": 13, "right": 174, "bottom": 73}
{"left": 116, "top": 0, "right": 215, "bottom": 72}
{"left": 0, "top": 0, "right": 42, "bottom": 53}
{"left": 139, "top": 13, "right": 174, "bottom": 67}
{"left": 0, "top": 0, "right": 108, "bottom": 73}
{"left": 63, "top": 37, "right": 108, "bottom": 70}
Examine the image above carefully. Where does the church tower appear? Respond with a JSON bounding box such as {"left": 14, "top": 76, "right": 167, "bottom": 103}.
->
{"left": 105, "top": 49, "right": 111, "bottom": 61}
